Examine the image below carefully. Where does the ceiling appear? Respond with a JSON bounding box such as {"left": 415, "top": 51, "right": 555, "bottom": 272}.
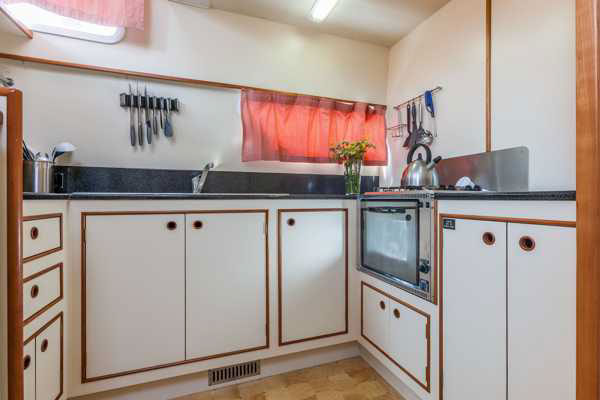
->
{"left": 205, "top": 0, "right": 450, "bottom": 47}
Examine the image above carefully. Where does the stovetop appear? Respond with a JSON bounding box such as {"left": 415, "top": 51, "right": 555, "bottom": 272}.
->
{"left": 374, "top": 184, "right": 484, "bottom": 192}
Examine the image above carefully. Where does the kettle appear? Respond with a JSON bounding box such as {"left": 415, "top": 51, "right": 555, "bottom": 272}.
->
{"left": 401, "top": 144, "right": 442, "bottom": 188}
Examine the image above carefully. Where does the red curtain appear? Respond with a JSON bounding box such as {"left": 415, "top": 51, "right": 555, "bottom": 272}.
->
{"left": 3, "top": 0, "right": 145, "bottom": 29}
{"left": 241, "top": 89, "right": 388, "bottom": 166}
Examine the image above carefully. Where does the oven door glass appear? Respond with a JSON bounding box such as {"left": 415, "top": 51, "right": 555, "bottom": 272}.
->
{"left": 361, "top": 201, "right": 420, "bottom": 285}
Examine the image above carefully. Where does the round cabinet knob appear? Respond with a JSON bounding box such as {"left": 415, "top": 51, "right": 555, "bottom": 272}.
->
{"left": 287, "top": 218, "right": 295, "bottom": 227}
{"left": 30, "top": 285, "right": 39, "bottom": 299}
{"left": 393, "top": 309, "right": 400, "bottom": 319}
{"left": 166, "top": 221, "right": 177, "bottom": 231}
{"left": 30, "top": 227, "right": 39, "bottom": 240}
{"left": 379, "top": 300, "right": 386, "bottom": 310}
{"left": 40, "top": 339, "right": 48, "bottom": 353}
{"left": 24, "top": 355, "right": 31, "bottom": 370}
{"left": 519, "top": 236, "right": 536, "bottom": 252}
{"left": 482, "top": 232, "right": 496, "bottom": 246}
{"left": 193, "top": 220, "right": 203, "bottom": 229}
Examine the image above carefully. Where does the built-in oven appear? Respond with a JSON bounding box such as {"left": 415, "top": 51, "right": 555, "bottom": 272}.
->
{"left": 359, "top": 194, "right": 434, "bottom": 302}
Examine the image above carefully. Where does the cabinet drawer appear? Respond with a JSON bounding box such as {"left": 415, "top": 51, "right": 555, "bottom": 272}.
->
{"left": 24, "top": 313, "right": 63, "bottom": 400}
{"left": 23, "top": 263, "right": 63, "bottom": 324}
{"left": 23, "top": 214, "right": 63, "bottom": 262}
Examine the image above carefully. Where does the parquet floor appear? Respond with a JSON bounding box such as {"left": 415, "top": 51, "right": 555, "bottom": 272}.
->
{"left": 173, "top": 357, "right": 405, "bottom": 400}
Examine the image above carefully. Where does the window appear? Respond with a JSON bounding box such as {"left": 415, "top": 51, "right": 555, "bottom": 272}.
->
{"left": 4, "top": 2, "right": 125, "bottom": 43}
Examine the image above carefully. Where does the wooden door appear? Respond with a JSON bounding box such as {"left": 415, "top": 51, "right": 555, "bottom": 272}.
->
{"left": 361, "top": 283, "right": 389, "bottom": 351}
{"left": 441, "top": 217, "right": 506, "bottom": 400}
{"left": 83, "top": 213, "right": 185, "bottom": 380}
{"left": 507, "top": 223, "right": 576, "bottom": 400}
{"left": 278, "top": 209, "right": 348, "bottom": 345}
{"left": 185, "top": 211, "right": 268, "bottom": 360}
{"left": 35, "top": 315, "right": 62, "bottom": 400}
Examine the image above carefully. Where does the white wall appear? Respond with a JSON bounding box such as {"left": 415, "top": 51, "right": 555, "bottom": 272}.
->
{"left": 491, "top": 0, "right": 575, "bottom": 190}
{"left": 0, "top": 0, "right": 388, "bottom": 175}
{"left": 383, "top": 0, "right": 575, "bottom": 190}
{"left": 383, "top": 0, "right": 486, "bottom": 187}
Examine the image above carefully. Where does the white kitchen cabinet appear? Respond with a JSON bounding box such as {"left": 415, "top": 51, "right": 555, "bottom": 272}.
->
{"left": 388, "top": 298, "right": 429, "bottom": 389}
{"left": 361, "top": 283, "right": 389, "bottom": 351}
{"left": 83, "top": 213, "right": 185, "bottom": 380}
{"left": 507, "top": 223, "right": 576, "bottom": 400}
{"left": 23, "top": 340, "right": 36, "bottom": 400}
{"left": 22, "top": 214, "right": 62, "bottom": 262}
{"left": 278, "top": 209, "right": 348, "bottom": 345}
{"left": 441, "top": 218, "right": 507, "bottom": 400}
{"left": 185, "top": 211, "right": 268, "bottom": 360}
{"left": 361, "top": 282, "right": 431, "bottom": 392}
{"left": 23, "top": 263, "right": 62, "bottom": 324}
{"left": 35, "top": 315, "right": 62, "bottom": 400}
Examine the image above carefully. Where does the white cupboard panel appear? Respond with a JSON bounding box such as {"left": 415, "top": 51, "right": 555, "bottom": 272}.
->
{"left": 279, "top": 210, "right": 347, "bottom": 344}
{"left": 185, "top": 212, "right": 268, "bottom": 359}
{"left": 442, "top": 218, "right": 506, "bottom": 400}
{"left": 23, "top": 340, "right": 35, "bottom": 400}
{"left": 388, "top": 299, "right": 429, "bottom": 389}
{"left": 35, "top": 315, "right": 62, "bottom": 400}
{"left": 84, "top": 214, "right": 185, "bottom": 379}
{"left": 508, "top": 223, "right": 576, "bottom": 400}
{"left": 23, "top": 215, "right": 62, "bottom": 261}
{"left": 23, "top": 263, "right": 62, "bottom": 323}
{"left": 361, "top": 284, "right": 389, "bottom": 351}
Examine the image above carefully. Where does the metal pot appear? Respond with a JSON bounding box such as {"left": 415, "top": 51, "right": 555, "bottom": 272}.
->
{"left": 401, "top": 144, "right": 442, "bottom": 188}
{"left": 24, "top": 160, "right": 55, "bottom": 193}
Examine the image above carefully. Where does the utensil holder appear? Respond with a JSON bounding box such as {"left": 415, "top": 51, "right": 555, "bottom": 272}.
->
{"left": 24, "top": 160, "right": 55, "bottom": 193}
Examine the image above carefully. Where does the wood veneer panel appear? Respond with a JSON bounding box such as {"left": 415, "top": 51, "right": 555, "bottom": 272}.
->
{"left": 576, "top": 0, "right": 600, "bottom": 398}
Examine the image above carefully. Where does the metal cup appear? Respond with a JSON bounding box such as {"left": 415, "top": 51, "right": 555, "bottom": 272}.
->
{"left": 23, "top": 160, "right": 55, "bottom": 193}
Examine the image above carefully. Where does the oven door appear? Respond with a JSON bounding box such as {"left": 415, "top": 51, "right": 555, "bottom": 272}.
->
{"left": 360, "top": 200, "right": 420, "bottom": 285}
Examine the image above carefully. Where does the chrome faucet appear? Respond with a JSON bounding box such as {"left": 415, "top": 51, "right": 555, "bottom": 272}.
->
{"left": 192, "top": 162, "right": 214, "bottom": 193}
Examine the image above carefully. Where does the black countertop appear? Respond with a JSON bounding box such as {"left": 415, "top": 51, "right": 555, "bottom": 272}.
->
{"left": 23, "top": 191, "right": 576, "bottom": 201}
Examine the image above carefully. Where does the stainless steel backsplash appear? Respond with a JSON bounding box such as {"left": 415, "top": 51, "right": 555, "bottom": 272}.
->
{"left": 436, "top": 146, "right": 529, "bottom": 191}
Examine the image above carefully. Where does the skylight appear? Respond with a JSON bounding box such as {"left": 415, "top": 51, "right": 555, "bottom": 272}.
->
{"left": 4, "top": 2, "right": 125, "bottom": 43}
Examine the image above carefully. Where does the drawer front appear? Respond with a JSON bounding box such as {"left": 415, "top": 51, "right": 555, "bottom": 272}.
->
{"left": 23, "top": 263, "right": 63, "bottom": 324}
{"left": 24, "top": 340, "right": 35, "bottom": 400}
{"left": 23, "top": 214, "right": 63, "bottom": 262}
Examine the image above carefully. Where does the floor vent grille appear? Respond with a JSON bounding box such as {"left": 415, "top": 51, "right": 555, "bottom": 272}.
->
{"left": 208, "top": 360, "right": 261, "bottom": 386}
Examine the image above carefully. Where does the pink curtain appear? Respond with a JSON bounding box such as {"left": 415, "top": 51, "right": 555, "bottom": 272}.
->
{"left": 241, "top": 89, "right": 388, "bottom": 166}
{"left": 3, "top": 0, "right": 145, "bottom": 29}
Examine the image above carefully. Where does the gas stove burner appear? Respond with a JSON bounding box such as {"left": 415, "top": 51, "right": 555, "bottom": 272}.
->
{"left": 375, "top": 184, "right": 483, "bottom": 192}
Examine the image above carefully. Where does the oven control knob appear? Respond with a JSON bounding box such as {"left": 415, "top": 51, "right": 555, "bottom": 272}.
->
{"left": 419, "top": 261, "right": 430, "bottom": 273}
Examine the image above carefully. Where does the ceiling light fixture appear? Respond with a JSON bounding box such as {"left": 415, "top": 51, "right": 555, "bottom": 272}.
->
{"left": 309, "top": 0, "right": 339, "bottom": 22}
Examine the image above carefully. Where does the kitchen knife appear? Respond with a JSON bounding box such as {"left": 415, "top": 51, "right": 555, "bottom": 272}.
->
{"left": 129, "top": 84, "right": 136, "bottom": 146}
{"left": 152, "top": 97, "right": 159, "bottom": 136}
{"left": 145, "top": 87, "right": 152, "bottom": 144}
{"left": 137, "top": 87, "right": 143, "bottom": 145}
{"left": 164, "top": 98, "right": 174, "bottom": 137}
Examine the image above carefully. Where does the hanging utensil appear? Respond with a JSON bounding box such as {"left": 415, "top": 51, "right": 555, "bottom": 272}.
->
{"left": 136, "top": 85, "right": 144, "bottom": 145}
{"left": 424, "top": 90, "right": 438, "bottom": 138}
{"left": 164, "top": 98, "right": 174, "bottom": 137}
{"left": 144, "top": 87, "right": 152, "bottom": 144}
{"left": 403, "top": 103, "right": 412, "bottom": 148}
{"left": 128, "top": 84, "right": 136, "bottom": 147}
{"left": 152, "top": 97, "right": 159, "bottom": 136}
{"left": 407, "top": 102, "right": 418, "bottom": 148}
{"left": 416, "top": 101, "right": 434, "bottom": 146}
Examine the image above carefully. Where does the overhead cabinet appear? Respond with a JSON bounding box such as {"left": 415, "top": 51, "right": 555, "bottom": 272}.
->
{"left": 278, "top": 209, "right": 348, "bottom": 345}
{"left": 440, "top": 217, "right": 576, "bottom": 400}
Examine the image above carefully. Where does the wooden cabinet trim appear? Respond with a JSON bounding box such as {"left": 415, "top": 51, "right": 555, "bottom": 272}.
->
{"left": 360, "top": 281, "right": 431, "bottom": 392}
{"left": 22, "top": 213, "right": 64, "bottom": 263}
{"left": 438, "top": 213, "right": 575, "bottom": 228}
{"left": 277, "top": 208, "right": 349, "bottom": 346}
{"left": 23, "top": 312, "right": 63, "bottom": 400}
{"left": 23, "top": 262, "right": 63, "bottom": 326}
{"left": 80, "top": 210, "right": 270, "bottom": 383}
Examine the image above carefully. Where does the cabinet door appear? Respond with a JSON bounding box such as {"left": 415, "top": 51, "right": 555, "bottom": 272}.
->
{"left": 508, "top": 223, "right": 576, "bottom": 400}
{"left": 388, "top": 299, "right": 429, "bottom": 390}
{"left": 279, "top": 210, "right": 347, "bottom": 344}
{"left": 442, "top": 218, "right": 506, "bottom": 400}
{"left": 361, "top": 284, "right": 389, "bottom": 351}
{"left": 186, "top": 212, "right": 268, "bottom": 359}
{"left": 35, "top": 315, "right": 62, "bottom": 400}
{"left": 84, "top": 214, "right": 185, "bottom": 380}
{"left": 24, "top": 340, "right": 35, "bottom": 400}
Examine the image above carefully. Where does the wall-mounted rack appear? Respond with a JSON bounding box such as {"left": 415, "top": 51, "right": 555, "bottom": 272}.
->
{"left": 392, "top": 86, "right": 442, "bottom": 110}
{"left": 119, "top": 93, "right": 180, "bottom": 111}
